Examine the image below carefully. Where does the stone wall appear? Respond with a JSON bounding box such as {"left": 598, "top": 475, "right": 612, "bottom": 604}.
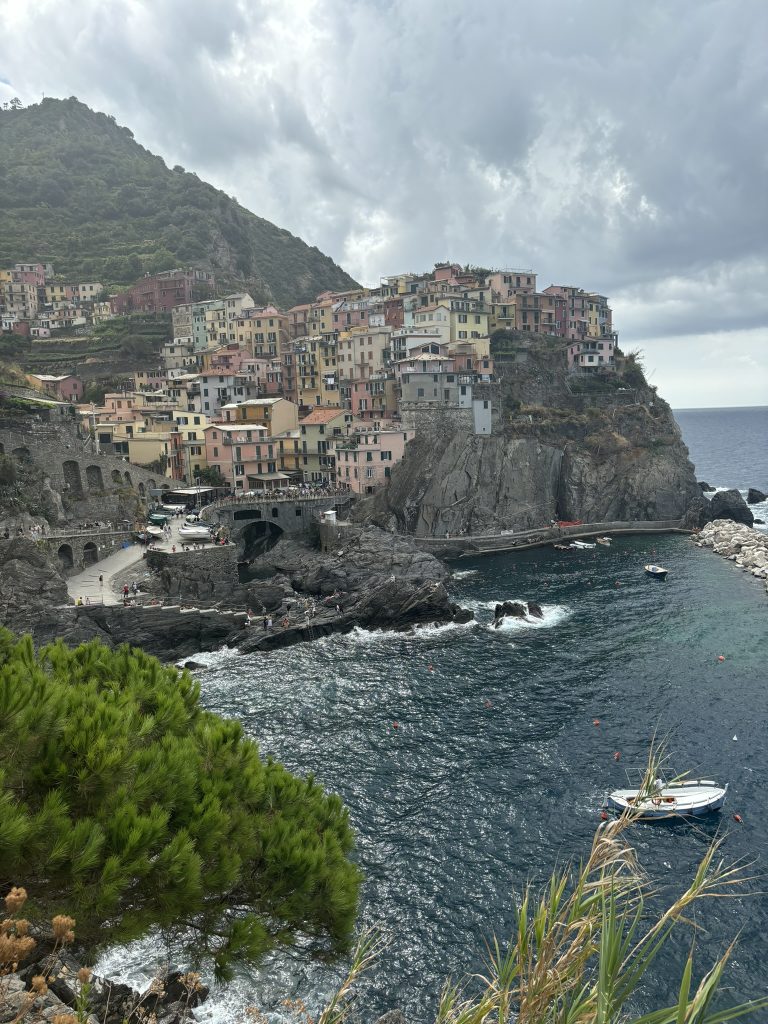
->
{"left": 44, "top": 529, "right": 136, "bottom": 575}
{"left": 147, "top": 546, "right": 242, "bottom": 606}
{"left": 0, "top": 415, "right": 162, "bottom": 525}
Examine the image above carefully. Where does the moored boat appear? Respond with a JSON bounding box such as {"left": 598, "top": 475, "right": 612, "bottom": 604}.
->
{"left": 178, "top": 524, "right": 213, "bottom": 540}
{"left": 607, "top": 779, "right": 728, "bottom": 819}
{"left": 571, "top": 540, "right": 596, "bottom": 549}
{"left": 644, "top": 564, "right": 669, "bottom": 578}
{"left": 145, "top": 525, "right": 164, "bottom": 538}
{"left": 596, "top": 536, "right": 612, "bottom": 546}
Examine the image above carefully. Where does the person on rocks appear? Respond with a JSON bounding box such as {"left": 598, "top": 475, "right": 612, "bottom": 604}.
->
{"left": 123, "top": 584, "right": 129, "bottom": 597}
{"left": 263, "top": 616, "right": 268, "bottom": 629}
{"left": 267, "top": 616, "right": 273, "bottom": 629}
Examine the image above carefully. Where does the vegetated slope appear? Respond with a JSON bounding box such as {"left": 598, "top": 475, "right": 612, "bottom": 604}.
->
{"left": 365, "top": 332, "right": 700, "bottom": 536}
{"left": 0, "top": 315, "right": 171, "bottom": 381}
{"left": 0, "top": 97, "right": 358, "bottom": 306}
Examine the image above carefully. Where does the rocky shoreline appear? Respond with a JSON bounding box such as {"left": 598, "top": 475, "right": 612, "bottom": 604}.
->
{"left": 694, "top": 519, "right": 768, "bottom": 595}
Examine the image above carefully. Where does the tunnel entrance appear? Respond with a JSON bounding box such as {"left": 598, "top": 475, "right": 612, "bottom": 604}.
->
{"left": 237, "top": 521, "right": 284, "bottom": 581}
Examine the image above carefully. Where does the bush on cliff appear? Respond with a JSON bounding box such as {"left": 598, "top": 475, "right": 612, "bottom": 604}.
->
{"left": 0, "top": 631, "right": 361, "bottom": 979}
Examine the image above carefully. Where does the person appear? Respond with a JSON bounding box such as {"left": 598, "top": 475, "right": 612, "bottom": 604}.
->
{"left": 131, "top": 581, "right": 138, "bottom": 595}
{"left": 172, "top": 544, "right": 176, "bottom": 553}
{"left": 123, "top": 584, "right": 129, "bottom": 597}
{"left": 99, "top": 574, "right": 103, "bottom": 588}
{"left": 263, "top": 616, "right": 268, "bottom": 629}
{"left": 76, "top": 596, "right": 83, "bottom": 606}
{"left": 335, "top": 604, "right": 341, "bottom": 614}
{"left": 266, "top": 616, "right": 272, "bottom": 629}
{"left": 281, "top": 616, "right": 289, "bottom": 628}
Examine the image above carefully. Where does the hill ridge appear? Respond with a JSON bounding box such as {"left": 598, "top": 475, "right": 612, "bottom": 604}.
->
{"left": 0, "top": 96, "right": 358, "bottom": 306}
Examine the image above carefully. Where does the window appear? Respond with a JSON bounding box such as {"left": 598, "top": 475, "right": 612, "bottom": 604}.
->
{"left": 366, "top": 468, "right": 375, "bottom": 479}
{"left": 295, "top": 508, "right": 302, "bottom": 516}
{"left": 271, "top": 507, "right": 279, "bottom": 518}
{"left": 474, "top": 315, "right": 481, "bottom": 324}
{"left": 417, "top": 388, "right": 424, "bottom": 397}
{"left": 458, "top": 313, "right": 468, "bottom": 323}
{"left": 235, "top": 464, "right": 244, "bottom": 476}
{"left": 458, "top": 330, "right": 467, "bottom": 339}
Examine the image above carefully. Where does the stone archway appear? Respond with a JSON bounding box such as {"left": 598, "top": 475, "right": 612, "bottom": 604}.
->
{"left": 83, "top": 541, "right": 98, "bottom": 565}
{"left": 111, "top": 469, "right": 123, "bottom": 484}
{"left": 240, "top": 520, "right": 283, "bottom": 566}
{"left": 63, "top": 460, "right": 84, "bottom": 497}
{"left": 12, "top": 446, "right": 31, "bottom": 462}
{"left": 124, "top": 471, "right": 132, "bottom": 487}
{"left": 85, "top": 465, "right": 104, "bottom": 492}
{"left": 147, "top": 479, "right": 156, "bottom": 489}
{"left": 57, "top": 543, "right": 74, "bottom": 570}
{"left": 138, "top": 482, "right": 145, "bottom": 496}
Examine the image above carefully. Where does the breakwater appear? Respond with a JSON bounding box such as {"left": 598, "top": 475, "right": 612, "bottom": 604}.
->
{"left": 694, "top": 519, "right": 768, "bottom": 595}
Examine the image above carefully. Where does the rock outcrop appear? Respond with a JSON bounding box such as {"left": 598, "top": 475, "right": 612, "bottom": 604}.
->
{"left": 361, "top": 340, "right": 699, "bottom": 537}
{"left": 700, "top": 488, "right": 754, "bottom": 527}
{"left": 747, "top": 487, "right": 767, "bottom": 504}
{"left": 694, "top": 520, "right": 768, "bottom": 596}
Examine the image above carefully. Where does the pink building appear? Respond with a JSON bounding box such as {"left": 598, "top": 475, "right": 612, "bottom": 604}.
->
{"left": 29, "top": 373, "right": 83, "bottom": 401}
{"left": 566, "top": 339, "right": 615, "bottom": 372}
{"left": 111, "top": 269, "right": 214, "bottom": 315}
{"left": 332, "top": 425, "right": 414, "bottom": 494}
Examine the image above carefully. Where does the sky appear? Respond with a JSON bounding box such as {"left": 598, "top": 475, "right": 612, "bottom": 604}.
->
{"left": 0, "top": 0, "right": 766, "bottom": 408}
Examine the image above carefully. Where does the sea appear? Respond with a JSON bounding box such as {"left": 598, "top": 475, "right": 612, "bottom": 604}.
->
{"left": 98, "top": 406, "right": 768, "bottom": 1022}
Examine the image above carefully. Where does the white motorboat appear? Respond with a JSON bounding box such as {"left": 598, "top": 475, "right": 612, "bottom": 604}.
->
{"left": 570, "top": 540, "right": 596, "bottom": 549}
{"left": 644, "top": 564, "right": 669, "bottom": 578}
{"left": 596, "top": 536, "right": 612, "bottom": 546}
{"left": 178, "top": 524, "right": 213, "bottom": 540}
{"left": 607, "top": 779, "right": 728, "bottom": 819}
{"left": 145, "top": 525, "right": 164, "bottom": 538}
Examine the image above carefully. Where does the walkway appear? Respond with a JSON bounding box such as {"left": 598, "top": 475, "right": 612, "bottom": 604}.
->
{"left": 66, "top": 516, "right": 189, "bottom": 606}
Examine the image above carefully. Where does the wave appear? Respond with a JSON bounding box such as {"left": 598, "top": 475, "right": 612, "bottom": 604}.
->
{"left": 460, "top": 598, "right": 572, "bottom": 631}
{"left": 341, "top": 618, "right": 478, "bottom": 645}
{"left": 174, "top": 645, "right": 241, "bottom": 669}
{"left": 452, "top": 569, "right": 480, "bottom": 579}
{"left": 488, "top": 603, "right": 571, "bottom": 631}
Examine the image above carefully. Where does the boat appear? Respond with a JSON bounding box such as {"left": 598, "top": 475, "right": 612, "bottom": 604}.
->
{"left": 553, "top": 543, "right": 570, "bottom": 551}
{"left": 607, "top": 779, "right": 728, "bottom": 819}
{"left": 178, "top": 524, "right": 213, "bottom": 540}
{"left": 644, "top": 564, "right": 669, "bottom": 578}
{"left": 596, "top": 536, "right": 612, "bottom": 546}
{"left": 145, "top": 525, "right": 164, "bottom": 538}
{"left": 570, "top": 540, "right": 596, "bottom": 549}
{"left": 148, "top": 512, "right": 171, "bottom": 525}
{"left": 185, "top": 514, "right": 202, "bottom": 524}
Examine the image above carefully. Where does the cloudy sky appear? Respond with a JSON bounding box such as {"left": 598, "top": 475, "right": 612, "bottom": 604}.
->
{"left": 1, "top": 0, "right": 766, "bottom": 407}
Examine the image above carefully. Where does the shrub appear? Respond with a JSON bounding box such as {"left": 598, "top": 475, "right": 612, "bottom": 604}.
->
{"left": 0, "top": 633, "right": 361, "bottom": 979}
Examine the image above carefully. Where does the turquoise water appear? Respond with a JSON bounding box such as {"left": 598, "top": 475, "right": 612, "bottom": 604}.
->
{"left": 99, "top": 532, "right": 768, "bottom": 1022}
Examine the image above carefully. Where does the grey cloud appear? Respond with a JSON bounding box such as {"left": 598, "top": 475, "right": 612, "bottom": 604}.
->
{"left": 1, "top": 0, "right": 766, "bottom": 367}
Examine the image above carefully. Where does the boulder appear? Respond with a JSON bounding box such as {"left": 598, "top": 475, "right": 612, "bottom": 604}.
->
{"left": 747, "top": 488, "right": 767, "bottom": 504}
{"left": 527, "top": 601, "right": 544, "bottom": 619}
{"left": 493, "top": 600, "right": 527, "bottom": 627}
{"left": 698, "top": 481, "right": 713, "bottom": 492}
{"left": 700, "top": 489, "right": 754, "bottom": 527}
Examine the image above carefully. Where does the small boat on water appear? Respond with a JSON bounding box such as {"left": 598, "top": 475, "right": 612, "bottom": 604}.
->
{"left": 644, "top": 564, "right": 669, "bottom": 578}
{"left": 570, "top": 540, "right": 596, "bottom": 549}
{"left": 596, "top": 536, "right": 612, "bottom": 546}
{"left": 553, "top": 543, "right": 570, "bottom": 551}
{"left": 607, "top": 779, "right": 728, "bottom": 819}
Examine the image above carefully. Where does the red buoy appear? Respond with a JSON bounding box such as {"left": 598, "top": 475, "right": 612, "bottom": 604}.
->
{"left": 428, "top": 664, "right": 434, "bottom": 671}
{"left": 614, "top": 751, "right": 621, "bottom": 761}
{"left": 593, "top": 718, "right": 601, "bottom": 726}
{"left": 600, "top": 810, "right": 609, "bottom": 821}
{"left": 717, "top": 655, "right": 725, "bottom": 662}
{"left": 733, "top": 813, "right": 743, "bottom": 823}
{"left": 392, "top": 722, "right": 399, "bottom": 729}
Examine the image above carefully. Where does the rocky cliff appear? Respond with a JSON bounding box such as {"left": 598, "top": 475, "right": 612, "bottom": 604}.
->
{"left": 365, "top": 336, "right": 699, "bottom": 536}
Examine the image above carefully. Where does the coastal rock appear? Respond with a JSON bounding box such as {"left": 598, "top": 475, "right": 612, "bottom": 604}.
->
{"left": 747, "top": 488, "right": 767, "bottom": 504}
{"left": 695, "top": 520, "right": 768, "bottom": 598}
{"left": 700, "top": 488, "right": 754, "bottom": 527}
{"left": 528, "top": 600, "right": 544, "bottom": 619}
{"left": 698, "top": 481, "right": 713, "bottom": 492}
{"left": 0, "top": 538, "right": 69, "bottom": 633}
{"left": 361, "top": 380, "right": 698, "bottom": 536}
{"left": 493, "top": 600, "right": 545, "bottom": 628}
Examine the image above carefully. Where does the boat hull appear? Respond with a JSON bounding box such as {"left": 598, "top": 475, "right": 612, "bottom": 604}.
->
{"left": 644, "top": 564, "right": 668, "bottom": 578}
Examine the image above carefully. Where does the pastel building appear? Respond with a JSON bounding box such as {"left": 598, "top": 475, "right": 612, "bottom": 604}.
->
{"left": 567, "top": 338, "right": 616, "bottom": 372}
{"left": 332, "top": 425, "right": 414, "bottom": 494}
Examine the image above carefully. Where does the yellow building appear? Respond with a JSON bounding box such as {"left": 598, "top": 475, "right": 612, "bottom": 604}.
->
{"left": 298, "top": 407, "right": 358, "bottom": 483}
{"left": 219, "top": 397, "right": 299, "bottom": 436}
{"left": 337, "top": 326, "right": 392, "bottom": 381}
{"left": 487, "top": 300, "right": 516, "bottom": 335}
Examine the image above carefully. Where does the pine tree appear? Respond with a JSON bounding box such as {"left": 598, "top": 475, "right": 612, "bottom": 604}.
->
{"left": 0, "top": 631, "right": 361, "bottom": 978}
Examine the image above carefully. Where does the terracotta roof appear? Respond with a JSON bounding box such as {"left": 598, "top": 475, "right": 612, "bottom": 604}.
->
{"left": 299, "top": 407, "right": 346, "bottom": 425}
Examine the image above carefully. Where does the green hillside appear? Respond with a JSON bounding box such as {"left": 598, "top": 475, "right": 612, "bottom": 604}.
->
{"left": 0, "top": 97, "right": 358, "bottom": 306}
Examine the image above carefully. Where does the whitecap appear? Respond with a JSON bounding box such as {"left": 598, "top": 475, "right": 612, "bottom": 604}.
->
{"left": 452, "top": 569, "right": 480, "bottom": 579}
{"left": 485, "top": 603, "right": 572, "bottom": 632}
